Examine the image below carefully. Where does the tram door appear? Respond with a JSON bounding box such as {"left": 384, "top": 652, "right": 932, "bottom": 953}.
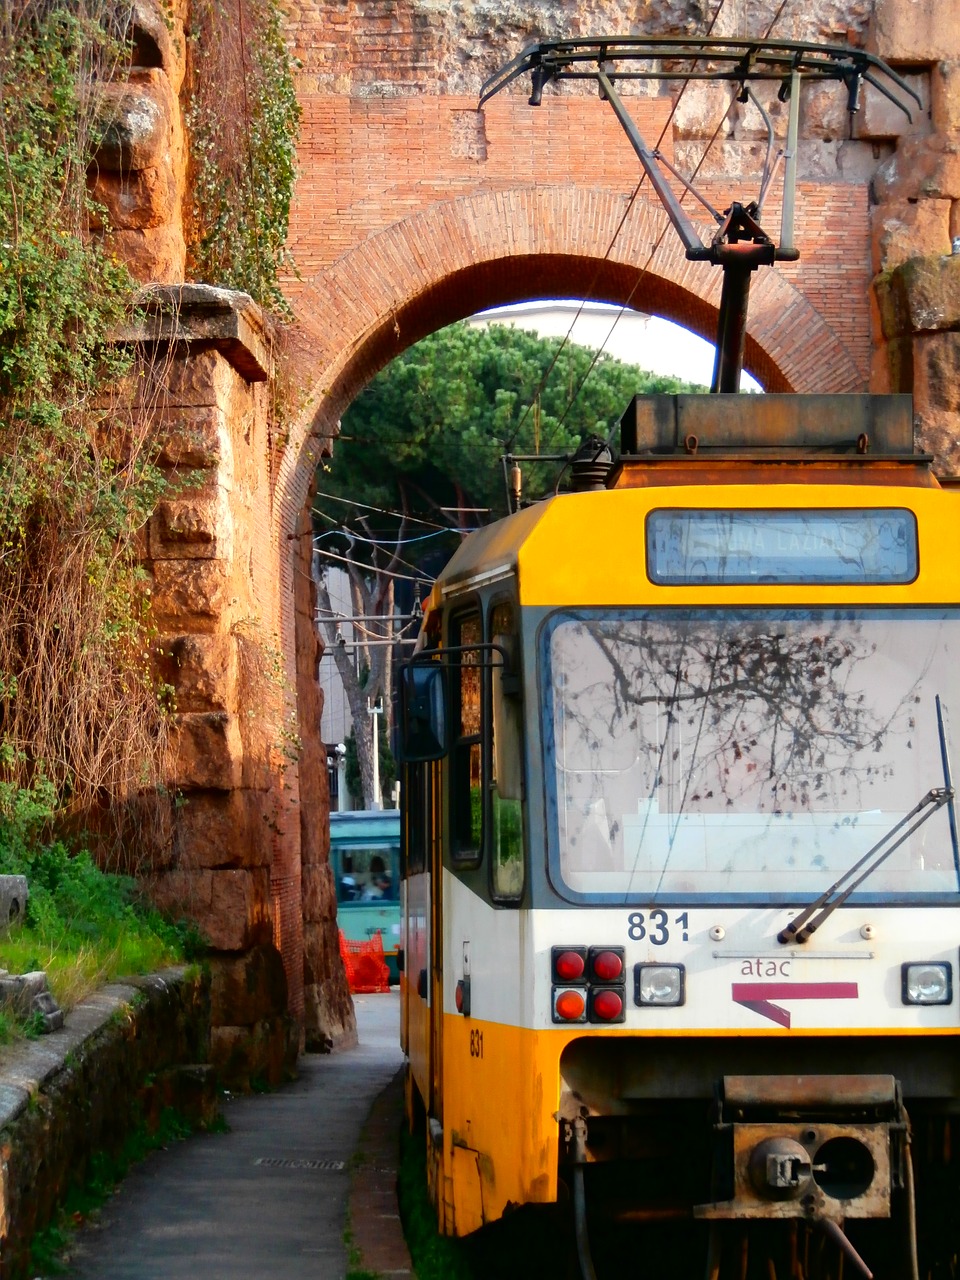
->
{"left": 428, "top": 761, "right": 443, "bottom": 1125}
{"left": 401, "top": 756, "right": 441, "bottom": 1118}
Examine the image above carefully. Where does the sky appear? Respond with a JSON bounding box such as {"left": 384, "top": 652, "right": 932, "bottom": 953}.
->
{"left": 466, "top": 299, "right": 762, "bottom": 393}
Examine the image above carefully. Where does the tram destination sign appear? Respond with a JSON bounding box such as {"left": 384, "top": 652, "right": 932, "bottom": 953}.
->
{"left": 646, "top": 508, "right": 918, "bottom": 585}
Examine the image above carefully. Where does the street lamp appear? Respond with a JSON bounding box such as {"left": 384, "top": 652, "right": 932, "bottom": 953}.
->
{"left": 367, "top": 697, "right": 383, "bottom": 810}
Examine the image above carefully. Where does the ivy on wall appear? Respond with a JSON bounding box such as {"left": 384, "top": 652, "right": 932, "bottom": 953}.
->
{"left": 184, "top": 0, "right": 301, "bottom": 313}
{"left": 0, "top": 1, "right": 170, "bottom": 843}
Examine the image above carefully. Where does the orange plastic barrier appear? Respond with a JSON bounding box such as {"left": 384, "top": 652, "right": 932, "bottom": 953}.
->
{"left": 338, "top": 929, "right": 390, "bottom": 994}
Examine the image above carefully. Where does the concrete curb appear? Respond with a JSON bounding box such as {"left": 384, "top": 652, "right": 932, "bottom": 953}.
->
{"left": 349, "top": 1065, "right": 415, "bottom": 1278}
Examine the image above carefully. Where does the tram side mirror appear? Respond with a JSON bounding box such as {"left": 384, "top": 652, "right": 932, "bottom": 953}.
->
{"left": 399, "top": 662, "right": 450, "bottom": 762}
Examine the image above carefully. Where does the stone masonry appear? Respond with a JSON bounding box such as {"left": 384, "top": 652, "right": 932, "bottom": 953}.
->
{"left": 87, "top": 0, "right": 960, "bottom": 1056}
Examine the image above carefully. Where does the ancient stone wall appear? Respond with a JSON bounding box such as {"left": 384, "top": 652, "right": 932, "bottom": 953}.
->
{"left": 88, "top": 1, "right": 355, "bottom": 1058}
{"left": 89, "top": 0, "right": 188, "bottom": 282}
{"left": 0, "top": 969, "right": 212, "bottom": 1279}
{"left": 123, "top": 285, "right": 302, "bottom": 1079}
{"left": 867, "top": 0, "right": 960, "bottom": 470}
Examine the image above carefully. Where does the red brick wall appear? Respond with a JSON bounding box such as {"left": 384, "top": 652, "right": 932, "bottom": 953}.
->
{"left": 284, "top": 93, "right": 873, "bottom": 398}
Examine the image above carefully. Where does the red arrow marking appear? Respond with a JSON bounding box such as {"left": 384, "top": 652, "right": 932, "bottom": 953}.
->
{"left": 732, "top": 982, "right": 859, "bottom": 1029}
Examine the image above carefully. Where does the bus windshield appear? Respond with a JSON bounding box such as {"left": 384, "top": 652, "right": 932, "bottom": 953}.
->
{"left": 542, "top": 608, "right": 960, "bottom": 902}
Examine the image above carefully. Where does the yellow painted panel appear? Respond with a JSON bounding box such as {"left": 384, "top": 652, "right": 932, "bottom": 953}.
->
{"left": 402, "top": 977, "right": 431, "bottom": 1113}
{"left": 450, "top": 1145, "right": 485, "bottom": 1235}
{"left": 431, "top": 1011, "right": 960, "bottom": 1233}
{"left": 516, "top": 485, "right": 960, "bottom": 608}
{"left": 438, "top": 1014, "right": 569, "bottom": 1230}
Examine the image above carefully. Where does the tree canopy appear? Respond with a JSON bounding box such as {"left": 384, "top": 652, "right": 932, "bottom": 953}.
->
{"left": 312, "top": 317, "right": 707, "bottom": 807}
{"left": 314, "top": 319, "right": 707, "bottom": 562}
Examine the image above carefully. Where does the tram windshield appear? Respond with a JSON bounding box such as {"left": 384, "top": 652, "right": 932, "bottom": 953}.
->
{"left": 543, "top": 608, "right": 960, "bottom": 902}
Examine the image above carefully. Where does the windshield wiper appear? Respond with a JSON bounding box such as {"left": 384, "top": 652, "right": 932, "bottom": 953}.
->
{"left": 936, "top": 693, "right": 960, "bottom": 875}
{"left": 778, "top": 786, "right": 955, "bottom": 945}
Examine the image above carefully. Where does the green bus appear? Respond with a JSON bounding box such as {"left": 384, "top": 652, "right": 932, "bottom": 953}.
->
{"left": 331, "top": 809, "right": 401, "bottom": 983}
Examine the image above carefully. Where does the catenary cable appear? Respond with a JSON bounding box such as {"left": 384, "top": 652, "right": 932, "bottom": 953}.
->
{"left": 538, "top": 0, "right": 796, "bottom": 445}
{"left": 501, "top": 0, "right": 733, "bottom": 455}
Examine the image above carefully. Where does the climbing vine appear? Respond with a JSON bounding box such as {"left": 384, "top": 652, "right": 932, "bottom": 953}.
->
{"left": 184, "top": 0, "right": 301, "bottom": 313}
{"left": 0, "top": 1, "right": 171, "bottom": 842}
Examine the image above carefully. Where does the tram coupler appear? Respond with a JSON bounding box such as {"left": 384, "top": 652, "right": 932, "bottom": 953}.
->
{"left": 693, "top": 1074, "right": 905, "bottom": 1225}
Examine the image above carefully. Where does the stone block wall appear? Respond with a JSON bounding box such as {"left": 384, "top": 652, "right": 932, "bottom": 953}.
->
{"left": 84, "top": 0, "right": 352, "bottom": 1058}
{"left": 125, "top": 285, "right": 303, "bottom": 1078}
{"left": 89, "top": 0, "right": 188, "bottom": 283}
{"left": 867, "top": 0, "right": 960, "bottom": 474}
{"left": 0, "top": 969, "right": 211, "bottom": 1279}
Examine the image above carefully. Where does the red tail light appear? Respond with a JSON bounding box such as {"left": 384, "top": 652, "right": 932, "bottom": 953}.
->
{"left": 551, "top": 944, "right": 626, "bottom": 1025}
{"left": 554, "top": 989, "right": 586, "bottom": 1022}
{"left": 553, "top": 948, "right": 587, "bottom": 982}
{"left": 590, "top": 947, "right": 624, "bottom": 983}
{"left": 590, "top": 988, "right": 624, "bottom": 1022}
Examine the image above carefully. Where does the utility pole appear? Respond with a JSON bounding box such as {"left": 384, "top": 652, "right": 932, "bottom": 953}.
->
{"left": 367, "top": 697, "right": 383, "bottom": 810}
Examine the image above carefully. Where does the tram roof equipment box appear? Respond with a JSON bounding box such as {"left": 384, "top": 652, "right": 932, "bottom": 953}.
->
{"left": 619, "top": 394, "right": 917, "bottom": 459}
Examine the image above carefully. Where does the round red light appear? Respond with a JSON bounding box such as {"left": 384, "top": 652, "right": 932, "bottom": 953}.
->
{"left": 592, "top": 950, "right": 623, "bottom": 982}
{"left": 554, "top": 950, "right": 586, "bottom": 982}
{"left": 455, "top": 982, "right": 464, "bottom": 1013}
{"left": 592, "top": 989, "right": 623, "bottom": 1021}
{"left": 555, "top": 989, "right": 586, "bottom": 1021}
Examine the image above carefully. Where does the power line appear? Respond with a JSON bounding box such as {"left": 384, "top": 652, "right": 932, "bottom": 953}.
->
{"left": 505, "top": 0, "right": 733, "bottom": 455}
{"left": 313, "top": 488, "right": 456, "bottom": 533}
{"left": 540, "top": 0, "right": 796, "bottom": 447}
{"left": 313, "top": 545, "right": 431, "bottom": 585}
{"left": 315, "top": 526, "right": 468, "bottom": 548}
{"left": 315, "top": 529, "right": 451, "bottom": 578}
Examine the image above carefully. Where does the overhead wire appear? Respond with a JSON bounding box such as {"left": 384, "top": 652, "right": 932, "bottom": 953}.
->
{"left": 503, "top": 0, "right": 733, "bottom": 458}
{"left": 315, "top": 526, "right": 470, "bottom": 547}
{"left": 535, "top": 0, "right": 796, "bottom": 448}
{"left": 313, "top": 487, "right": 462, "bottom": 532}
{"left": 315, "top": 529, "right": 459, "bottom": 579}
{"left": 314, "top": 490, "right": 470, "bottom": 585}
{"left": 312, "top": 545, "right": 428, "bottom": 585}
{"left": 333, "top": 615, "right": 421, "bottom": 642}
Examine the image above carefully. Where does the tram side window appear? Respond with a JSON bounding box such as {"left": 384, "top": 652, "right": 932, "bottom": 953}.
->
{"left": 452, "top": 612, "right": 484, "bottom": 862}
{"left": 491, "top": 603, "right": 524, "bottom": 898}
{"left": 402, "top": 762, "right": 428, "bottom": 877}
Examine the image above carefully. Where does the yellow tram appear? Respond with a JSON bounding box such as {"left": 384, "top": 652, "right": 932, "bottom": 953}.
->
{"left": 398, "top": 392, "right": 960, "bottom": 1279}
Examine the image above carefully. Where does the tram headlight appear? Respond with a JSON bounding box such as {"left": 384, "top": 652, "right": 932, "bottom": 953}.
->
{"left": 634, "top": 963, "right": 685, "bottom": 1007}
{"left": 901, "top": 962, "right": 952, "bottom": 1005}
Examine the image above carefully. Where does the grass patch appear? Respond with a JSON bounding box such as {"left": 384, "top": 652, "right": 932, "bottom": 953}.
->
{"left": 0, "top": 840, "right": 202, "bottom": 1016}
{"left": 0, "top": 787, "right": 204, "bottom": 1041}
{"left": 397, "top": 1123, "right": 478, "bottom": 1280}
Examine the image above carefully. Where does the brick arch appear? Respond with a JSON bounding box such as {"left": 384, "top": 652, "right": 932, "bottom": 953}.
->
{"left": 279, "top": 183, "right": 863, "bottom": 523}
{"left": 275, "top": 182, "right": 865, "bottom": 1048}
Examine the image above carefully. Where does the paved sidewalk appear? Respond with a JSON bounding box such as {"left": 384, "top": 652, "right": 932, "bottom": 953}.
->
{"left": 63, "top": 992, "right": 410, "bottom": 1280}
